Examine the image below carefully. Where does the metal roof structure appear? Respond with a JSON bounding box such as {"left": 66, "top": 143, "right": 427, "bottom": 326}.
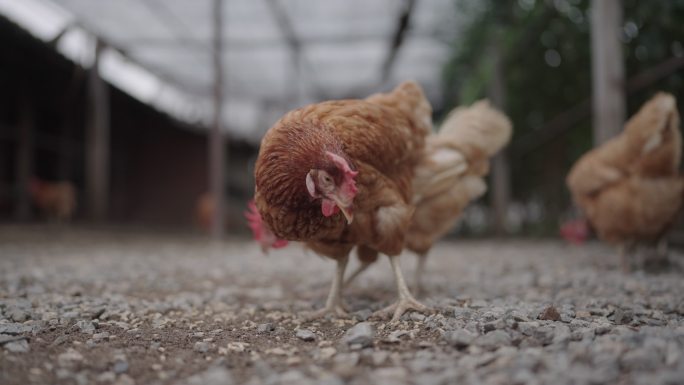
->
{"left": 0, "top": 0, "right": 463, "bottom": 143}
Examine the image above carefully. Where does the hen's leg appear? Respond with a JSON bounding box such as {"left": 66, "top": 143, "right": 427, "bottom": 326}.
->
{"left": 413, "top": 254, "right": 427, "bottom": 297}
{"left": 374, "top": 255, "right": 430, "bottom": 322}
{"left": 304, "top": 256, "right": 349, "bottom": 320}
{"left": 344, "top": 262, "right": 372, "bottom": 287}
{"left": 618, "top": 243, "right": 631, "bottom": 273}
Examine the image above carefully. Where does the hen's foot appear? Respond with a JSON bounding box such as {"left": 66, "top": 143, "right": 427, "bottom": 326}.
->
{"left": 373, "top": 296, "right": 430, "bottom": 322}
{"left": 374, "top": 255, "right": 431, "bottom": 322}
{"left": 302, "top": 304, "right": 349, "bottom": 321}
{"left": 303, "top": 256, "right": 349, "bottom": 321}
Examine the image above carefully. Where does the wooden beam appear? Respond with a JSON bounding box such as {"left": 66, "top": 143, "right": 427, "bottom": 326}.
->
{"left": 14, "top": 91, "right": 33, "bottom": 221}
{"left": 86, "top": 40, "right": 110, "bottom": 221}
{"left": 380, "top": 0, "right": 416, "bottom": 83}
{"left": 487, "top": 38, "right": 510, "bottom": 236}
{"left": 210, "top": 0, "right": 226, "bottom": 238}
{"left": 590, "top": 0, "right": 625, "bottom": 145}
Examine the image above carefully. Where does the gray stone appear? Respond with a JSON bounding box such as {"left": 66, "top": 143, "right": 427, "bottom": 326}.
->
{"left": 194, "top": 341, "right": 211, "bottom": 353}
{"left": 113, "top": 359, "right": 129, "bottom": 374}
{"left": 257, "top": 323, "right": 275, "bottom": 333}
{"left": 343, "top": 322, "right": 374, "bottom": 348}
{"left": 8, "top": 308, "right": 29, "bottom": 322}
{"left": 76, "top": 320, "right": 96, "bottom": 334}
{"left": 333, "top": 352, "right": 360, "bottom": 375}
{"left": 518, "top": 321, "right": 540, "bottom": 336}
{"left": 621, "top": 348, "right": 663, "bottom": 371}
{"left": 371, "top": 350, "right": 389, "bottom": 366}
{"left": 533, "top": 326, "right": 556, "bottom": 345}
{"left": 4, "top": 339, "right": 29, "bottom": 353}
{"left": 595, "top": 324, "right": 613, "bottom": 335}
{"left": 445, "top": 329, "right": 476, "bottom": 349}
{"left": 353, "top": 309, "right": 373, "bottom": 321}
{"left": 92, "top": 332, "right": 110, "bottom": 341}
{"left": 553, "top": 324, "right": 571, "bottom": 344}
{"left": 0, "top": 323, "right": 31, "bottom": 335}
{"left": 371, "top": 367, "right": 409, "bottom": 385}
{"left": 60, "top": 311, "right": 80, "bottom": 320}
{"left": 295, "top": 328, "right": 316, "bottom": 342}
{"left": 180, "top": 366, "right": 234, "bottom": 385}
{"left": 474, "top": 329, "right": 511, "bottom": 350}
{"left": 612, "top": 308, "right": 634, "bottom": 325}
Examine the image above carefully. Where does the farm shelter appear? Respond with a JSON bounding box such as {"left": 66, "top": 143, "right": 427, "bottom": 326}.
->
{"left": 0, "top": 10, "right": 257, "bottom": 229}
{"left": 0, "top": 0, "right": 457, "bottom": 234}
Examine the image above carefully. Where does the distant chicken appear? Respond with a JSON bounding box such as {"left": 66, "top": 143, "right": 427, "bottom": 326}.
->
{"left": 346, "top": 101, "right": 513, "bottom": 293}
{"left": 566, "top": 93, "right": 683, "bottom": 270}
{"left": 28, "top": 177, "right": 77, "bottom": 221}
{"left": 252, "top": 81, "right": 432, "bottom": 321}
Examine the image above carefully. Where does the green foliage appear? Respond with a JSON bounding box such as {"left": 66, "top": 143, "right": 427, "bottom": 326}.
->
{"left": 442, "top": 0, "right": 684, "bottom": 230}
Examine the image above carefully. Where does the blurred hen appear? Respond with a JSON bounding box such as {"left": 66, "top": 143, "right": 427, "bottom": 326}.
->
{"left": 347, "top": 101, "right": 513, "bottom": 293}
{"left": 28, "top": 177, "right": 77, "bottom": 221}
{"left": 566, "top": 93, "right": 683, "bottom": 270}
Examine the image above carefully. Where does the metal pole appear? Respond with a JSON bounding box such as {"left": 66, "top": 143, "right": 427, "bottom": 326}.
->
{"left": 86, "top": 39, "right": 110, "bottom": 221}
{"left": 210, "top": 0, "right": 225, "bottom": 238}
{"left": 15, "top": 90, "right": 33, "bottom": 221}
{"left": 591, "top": 0, "right": 625, "bottom": 145}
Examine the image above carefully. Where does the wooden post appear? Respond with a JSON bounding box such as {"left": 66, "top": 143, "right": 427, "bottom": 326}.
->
{"left": 86, "top": 40, "right": 110, "bottom": 221}
{"left": 488, "top": 39, "right": 510, "bottom": 236}
{"left": 591, "top": 0, "right": 625, "bottom": 145}
{"left": 210, "top": 0, "right": 226, "bottom": 238}
{"left": 14, "top": 91, "right": 33, "bottom": 221}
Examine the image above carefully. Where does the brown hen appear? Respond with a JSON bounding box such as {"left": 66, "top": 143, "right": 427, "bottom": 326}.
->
{"left": 566, "top": 93, "right": 683, "bottom": 270}
{"left": 253, "top": 81, "right": 431, "bottom": 320}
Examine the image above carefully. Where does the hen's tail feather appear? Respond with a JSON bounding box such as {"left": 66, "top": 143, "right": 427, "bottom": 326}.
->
{"left": 412, "top": 100, "right": 512, "bottom": 204}
{"left": 366, "top": 80, "right": 432, "bottom": 137}
{"left": 437, "top": 100, "right": 513, "bottom": 156}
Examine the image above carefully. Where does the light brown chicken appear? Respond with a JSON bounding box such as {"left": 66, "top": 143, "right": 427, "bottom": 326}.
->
{"left": 566, "top": 92, "right": 683, "bottom": 270}
{"left": 346, "top": 101, "right": 513, "bottom": 293}
{"left": 253, "top": 81, "right": 432, "bottom": 320}
{"left": 28, "top": 177, "right": 77, "bottom": 221}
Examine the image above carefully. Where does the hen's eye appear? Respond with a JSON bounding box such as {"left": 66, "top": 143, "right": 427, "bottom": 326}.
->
{"left": 323, "top": 175, "right": 332, "bottom": 184}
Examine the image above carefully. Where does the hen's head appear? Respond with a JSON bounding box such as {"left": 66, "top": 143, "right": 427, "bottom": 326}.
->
{"left": 245, "top": 200, "right": 289, "bottom": 253}
{"left": 305, "top": 151, "right": 358, "bottom": 224}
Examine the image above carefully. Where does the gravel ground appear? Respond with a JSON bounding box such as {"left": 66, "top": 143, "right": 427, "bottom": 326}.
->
{"left": 1, "top": 225, "right": 684, "bottom": 385}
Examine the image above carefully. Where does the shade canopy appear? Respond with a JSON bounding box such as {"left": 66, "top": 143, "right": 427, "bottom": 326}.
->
{"left": 0, "top": 0, "right": 464, "bottom": 143}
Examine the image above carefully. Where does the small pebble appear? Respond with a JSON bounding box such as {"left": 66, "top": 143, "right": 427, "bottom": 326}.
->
{"left": 296, "top": 328, "right": 316, "bottom": 342}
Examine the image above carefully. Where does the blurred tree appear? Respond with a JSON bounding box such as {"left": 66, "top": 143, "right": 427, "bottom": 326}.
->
{"left": 442, "top": 0, "right": 684, "bottom": 235}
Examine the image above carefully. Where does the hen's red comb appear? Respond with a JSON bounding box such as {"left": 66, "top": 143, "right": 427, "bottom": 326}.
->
{"left": 245, "top": 200, "right": 288, "bottom": 251}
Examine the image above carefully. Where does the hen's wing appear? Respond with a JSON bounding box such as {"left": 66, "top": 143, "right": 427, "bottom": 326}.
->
{"left": 566, "top": 146, "right": 625, "bottom": 197}
{"left": 589, "top": 176, "right": 684, "bottom": 243}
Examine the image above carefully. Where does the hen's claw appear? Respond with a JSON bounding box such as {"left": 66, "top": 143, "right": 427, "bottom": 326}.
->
{"left": 373, "top": 296, "right": 430, "bottom": 322}
{"left": 302, "top": 304, "right": 349, "bottom": 321}
{"left": 373, "top": 255, "right": 432, "bottom": 322}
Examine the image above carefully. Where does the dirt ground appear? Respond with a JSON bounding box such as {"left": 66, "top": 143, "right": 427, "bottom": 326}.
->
{"left": 1, "top": 225, "right": 683, "bottom": 385}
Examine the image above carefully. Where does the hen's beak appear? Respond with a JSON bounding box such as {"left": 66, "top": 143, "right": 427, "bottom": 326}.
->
{"left": 338, "top": 205, "right": 354, "bottom": 224}
{"left": 327, "top": 195, "right": 353, "bottom": 224}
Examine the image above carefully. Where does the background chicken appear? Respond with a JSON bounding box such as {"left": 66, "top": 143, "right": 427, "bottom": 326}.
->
{"left": 253, "top": 81, "right": 431, "bottom": 321}
{"left": 28, "top": 177, "right": 77, "bottom": 221}
{"left": 566, "top": 93, "right": 683, "bottom": 271}
{"left": 346, "top": 101, "right": 513, "bottom": 293}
